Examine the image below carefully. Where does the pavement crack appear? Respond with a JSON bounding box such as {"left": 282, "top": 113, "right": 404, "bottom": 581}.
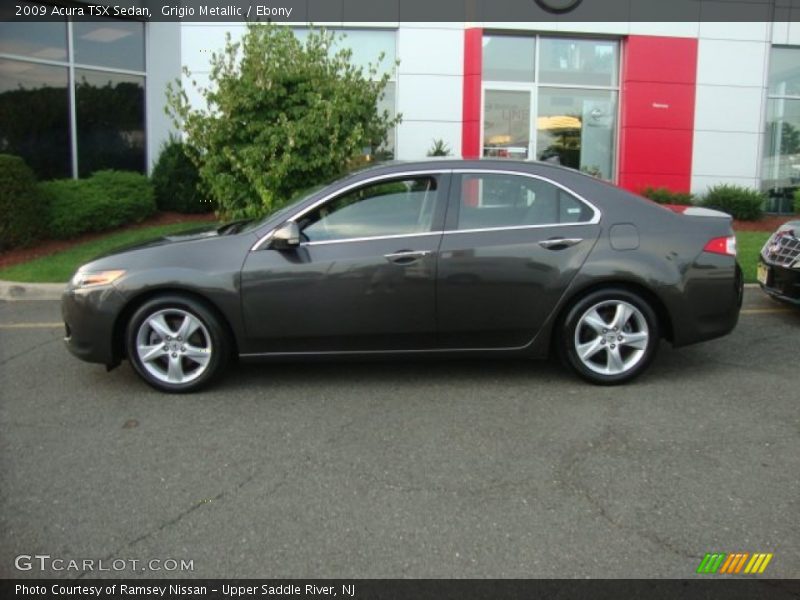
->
{"left": 75, "top": 469, "right": 289, "bottom": 579}
{"left": 0, "top": 338, "right": 59, "bottom": 367}
{"left": 555, "top": 427, "right": 700, "bottom": 562}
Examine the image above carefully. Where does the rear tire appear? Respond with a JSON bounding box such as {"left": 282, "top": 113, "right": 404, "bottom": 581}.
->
{"left": 558, "top": 288, "right": 660, "bottom": 385}
{"left": 125, "top": 295, "right": 230, "bottom": 393}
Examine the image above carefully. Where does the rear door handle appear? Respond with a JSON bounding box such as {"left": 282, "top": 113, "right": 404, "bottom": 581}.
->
{"left": 384, "top": 250, "right": 431, "bottom": 264}
{"left": 538, "top": 238, "right": 583, "bottom": 250}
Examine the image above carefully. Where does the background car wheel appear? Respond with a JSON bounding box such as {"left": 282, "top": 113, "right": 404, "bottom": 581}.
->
{"left": 558, "top": 288, "right": 660, "bottom": 385}
{"left": 125, "top": 295, "right": 230, "bottom": 393}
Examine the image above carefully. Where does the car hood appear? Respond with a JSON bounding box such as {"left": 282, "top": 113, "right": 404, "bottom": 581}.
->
{"left": 91, "top": 224, "right": 221, "bottom": 260}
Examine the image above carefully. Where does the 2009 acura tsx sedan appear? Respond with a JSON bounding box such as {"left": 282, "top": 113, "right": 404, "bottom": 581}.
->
{"left": 62, "top": 160, "right": 743, "bottom": 392}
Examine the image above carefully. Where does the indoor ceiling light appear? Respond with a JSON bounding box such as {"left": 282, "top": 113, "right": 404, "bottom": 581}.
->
{"left": 32, "top": 47, "right": 67, "bottom": 60}
{"left": 80, "top": 27, "right": 132, "bottom": 43}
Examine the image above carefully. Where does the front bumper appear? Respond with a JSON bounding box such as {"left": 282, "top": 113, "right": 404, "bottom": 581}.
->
{"left": 758, "top": 258, "right": 800, "bottom": 305}
{"left": 62, "top": 285, "right": 127, "bottom": 365}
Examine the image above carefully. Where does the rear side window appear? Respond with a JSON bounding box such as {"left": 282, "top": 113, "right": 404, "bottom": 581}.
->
{"left": 455, "top": 173, "right": 593, "bottom": 230}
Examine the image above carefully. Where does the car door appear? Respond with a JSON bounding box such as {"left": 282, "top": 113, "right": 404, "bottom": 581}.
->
{"left": 240, "top": 172, "right": 449, "bottom": 353}
{"left": 436, "top": 170, "right": 601, "bottom": 349}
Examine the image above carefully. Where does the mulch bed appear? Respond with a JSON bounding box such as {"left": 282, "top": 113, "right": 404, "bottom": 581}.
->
{"left": 733, "top": 214, "right": 797, "bottom": 232}
{"left": 0, "top": 212, "right": 217, "bottom": 270}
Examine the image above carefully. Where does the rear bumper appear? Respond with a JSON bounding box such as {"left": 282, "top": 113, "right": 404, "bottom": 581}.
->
{"left": 758, "top": 258, "right": 800, "bottom": 305}
{"left": 671, "top": 257, "right": 743, "bottom": 347}
{"left": 62, "top": 285, "right": 126, "bottom": 365}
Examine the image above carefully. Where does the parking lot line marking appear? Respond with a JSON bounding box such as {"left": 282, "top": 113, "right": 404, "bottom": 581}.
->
{"left": 0, "top": 322, "right": 62, "bottom": 329}
{"left": 740, "top": 308, "right": 793, "bottom": 315}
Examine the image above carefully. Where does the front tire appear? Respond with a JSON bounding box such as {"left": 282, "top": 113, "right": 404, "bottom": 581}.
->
{"left": 558, "top": 288, "right": 660, "bottom": 385}
{"left": 125, "top": 295, "right": 230, "bottom": 393}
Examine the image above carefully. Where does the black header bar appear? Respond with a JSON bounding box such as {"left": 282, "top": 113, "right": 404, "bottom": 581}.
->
{"left": 0, "top": 0, "right": 796, "bottom": 23}
{"left": 4, "top": 579, "right": 800, "bottom": 600}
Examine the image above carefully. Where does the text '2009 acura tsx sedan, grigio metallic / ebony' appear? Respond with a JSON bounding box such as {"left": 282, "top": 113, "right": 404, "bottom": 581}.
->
{"left": 62, "top": 160, "right": 743, "bottom": 392}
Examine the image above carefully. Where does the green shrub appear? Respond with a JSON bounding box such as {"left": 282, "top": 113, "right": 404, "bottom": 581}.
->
{"left": 151, "top": 140, "right": 213, "bottom": 214}
{"left": 427, "top": 139, "right": 451, "bottom": 157}
{"left": 701, "top": 184, "right": 764, "bottom": 221}
{"left": 167, "top": 24, "right": 400, "bottom": 220}
{"left": 0, "top": 154, "right": 47, "bottom": 250}
{"left": 43, "top": 170, "right": 156, "bottom": 239}
{"left": 640, "top": 186, "right": 694, "bottom": 206}
{"left": 794, "top": 189, "right": 800, "bottom": 214}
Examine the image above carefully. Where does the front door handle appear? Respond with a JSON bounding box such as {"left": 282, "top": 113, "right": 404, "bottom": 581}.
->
{"left": 384, "top": 250, "right": 432, "bottom": 264}
{"left": 538, "top": 238, "right": 583, "bottom": 250}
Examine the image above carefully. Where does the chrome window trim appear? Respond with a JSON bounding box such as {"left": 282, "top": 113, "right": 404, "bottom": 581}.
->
{"left": 250, "top": 167, "right": 601, "bottom": 251}
{"left": 449, "top": 168, "right": 601, "bottom": 228}
{"left": 442, "top": 221, "right": 597, "bottom": 236}
{"left": 301, "top": 231, "right": 444, "bottom": 247}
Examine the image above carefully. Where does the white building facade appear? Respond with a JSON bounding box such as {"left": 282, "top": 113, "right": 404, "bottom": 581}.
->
{"left": 2, "top": 18, "right": 800, "bottom": 211}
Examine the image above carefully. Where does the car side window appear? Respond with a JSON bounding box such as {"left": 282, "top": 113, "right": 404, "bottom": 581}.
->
{"left": 299, "top": 177, "right": 439, "bottom": 243}
{"left": 456, "top": 173, "right": 593, "bottom": 230}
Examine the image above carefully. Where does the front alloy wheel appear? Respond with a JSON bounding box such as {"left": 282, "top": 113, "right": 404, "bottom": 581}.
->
{"left": 126, "top": 296, "right": 229, "bottom": 392}
{"left": 560, "top": 289, "right": 659, "bottom": 384}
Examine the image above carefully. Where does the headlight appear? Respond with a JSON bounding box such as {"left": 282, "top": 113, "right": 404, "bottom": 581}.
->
{"left": 70, "top": 269, "right": 126, "bottom": 288}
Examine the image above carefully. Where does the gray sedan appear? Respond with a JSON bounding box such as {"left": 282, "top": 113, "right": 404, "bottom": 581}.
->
{"left": 62, "top": 160, "right": 743, "bottom": 392}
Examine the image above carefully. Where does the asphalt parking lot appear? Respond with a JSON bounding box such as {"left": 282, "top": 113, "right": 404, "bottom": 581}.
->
{"left": 1, "top": 288, "right": 798, "bottom": 579}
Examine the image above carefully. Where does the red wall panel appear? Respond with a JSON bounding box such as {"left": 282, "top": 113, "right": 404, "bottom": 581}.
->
{"left": 618, "top": 35, "right": 698, "bottom": 194}
{"left": 620, "top": 128, "right": 694, "bottom": 175}
{"left": 623, "top": 35, "right": 698, "bottom": 84}
{"left": 622, "top": 82, "right": 697, "bottom": 130}
{"left": 462, "top": 28, "right": 483, "bottom": 159}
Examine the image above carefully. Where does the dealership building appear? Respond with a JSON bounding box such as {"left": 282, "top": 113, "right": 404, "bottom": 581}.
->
{"left": 2, "top": 15, "right": 800, "bottom": 211}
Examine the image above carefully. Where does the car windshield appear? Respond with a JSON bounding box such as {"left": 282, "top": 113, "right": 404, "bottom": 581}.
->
{"left": 236, "top": 183, "right": 329, "bottom": 234}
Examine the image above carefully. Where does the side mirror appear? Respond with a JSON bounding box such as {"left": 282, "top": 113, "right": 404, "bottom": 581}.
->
{"left": 269, "top": 221, "right": 300, "bottom": 250}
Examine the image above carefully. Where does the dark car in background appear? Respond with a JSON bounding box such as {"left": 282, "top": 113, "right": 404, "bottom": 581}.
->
{"left": 758, "top": 220, "right": 800, "bottom": 305}
{"left": 62, "top": 160, "right": 743, "bottom": 392}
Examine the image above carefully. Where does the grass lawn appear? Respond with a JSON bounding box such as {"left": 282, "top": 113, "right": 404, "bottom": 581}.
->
{"left": 736, "top": 231, "right": 771, "bottom": 283}
{"left": 0, "top": 222, "right": 213, "bottom": 283}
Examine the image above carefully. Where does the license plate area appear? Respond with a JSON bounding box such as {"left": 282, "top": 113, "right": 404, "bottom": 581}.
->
{"left": 757, "top": 262, "right": 772, "bottom": 286}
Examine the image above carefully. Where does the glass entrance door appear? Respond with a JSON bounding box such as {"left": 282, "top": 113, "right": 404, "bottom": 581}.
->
{"left": 482, "top": 88, "right": 533, "bottom": 160}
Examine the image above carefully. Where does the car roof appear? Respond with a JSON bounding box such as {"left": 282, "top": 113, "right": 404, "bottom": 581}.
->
{"left": 355, "top": 157, "right": 591, "bottom": 180}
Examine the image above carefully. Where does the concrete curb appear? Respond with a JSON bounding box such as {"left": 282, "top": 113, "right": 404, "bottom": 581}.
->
{"left": 0, "top": 280, "right": 65, "bottom": 301}
{"left": 0, "top": 279, "right": 761, "bottom": 302}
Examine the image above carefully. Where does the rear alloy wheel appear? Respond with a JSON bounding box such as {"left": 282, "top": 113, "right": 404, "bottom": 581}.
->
{"left": 126, "top": 296, "right": 229, "bottom": 393}
{"left": 560, "top": 289, "right": 659, "bottom": 385}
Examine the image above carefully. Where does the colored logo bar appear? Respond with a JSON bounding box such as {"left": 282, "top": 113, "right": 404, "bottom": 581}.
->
{"left": 697, "top": 553, "right": 773, "bottom": 574}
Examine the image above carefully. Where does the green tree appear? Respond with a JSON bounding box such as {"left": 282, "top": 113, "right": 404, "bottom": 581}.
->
{"left": 167, "top": 24, "right": 400, "bottom": 219}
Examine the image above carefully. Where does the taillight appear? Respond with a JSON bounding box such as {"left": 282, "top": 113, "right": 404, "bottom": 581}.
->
{"left": 704, "top": 235, "right": 737, "bottom": 257}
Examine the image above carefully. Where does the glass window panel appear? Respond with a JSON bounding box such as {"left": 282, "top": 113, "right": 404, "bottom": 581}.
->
{"left": 377, "top": 82, "right": 396, "bottom": 158}
{"left": 482, "top": 35, "right": 535, "bottom": 82}
{"left": 483, "top": 90, "right": 531, "bottom": 159}
{"left": 539, "top": 38, "right": 618, "bottom": 87}
{"left": 0, "top": 59, "right": 71, "bottom": 179}
{"left": 293, "top": 28, "right": 395, "bottom": 78}
{"left": 456, "top": 174, "right": 593, "bottom": 230}
{"left": 768, "top": 47, "right": 800, "bottom": 97}
{"left": 74, "top": 20, "right": 145, "bottom": 72}
{"left": 536, "top": 88, "right": 617, "bottom": 180}
{"left": 333, "top": 30, "right": 396, "bottom": 79}
{"left": 762, "top": 98, "right": 800, "bottom": 193}
{"left": 75, "top": 69, "right": 145, "bottom": 176}
{"left": 0, "top": 17, "right": 67, "bottom": 61}
{"left": 300, "top": 177, "right": 438, "bottom": 242}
